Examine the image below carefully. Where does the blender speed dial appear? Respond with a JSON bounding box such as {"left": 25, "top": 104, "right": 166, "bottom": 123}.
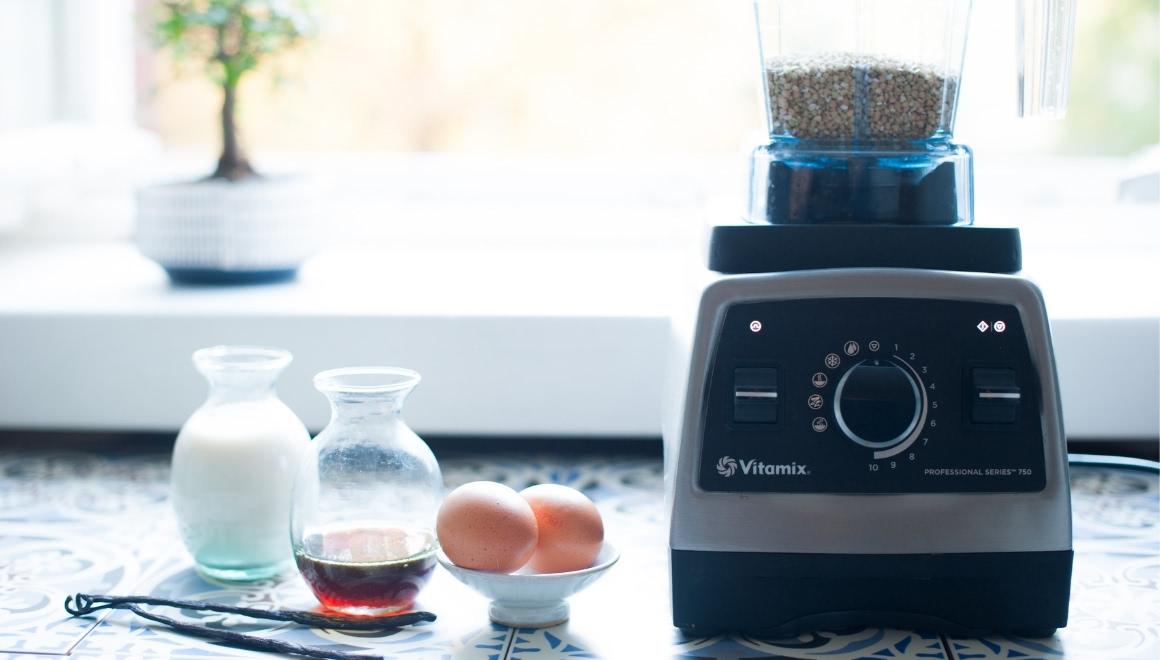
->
{"left": 834, "top": 358, "right": 927, "bottom": 454}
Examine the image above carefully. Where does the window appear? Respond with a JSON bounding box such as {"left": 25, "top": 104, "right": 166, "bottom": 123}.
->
{"left": 0, "top": 1, "right": 1155, "bottom": 238}
{"left": 0, "top": 1, "right": 1155, "bottom": 441}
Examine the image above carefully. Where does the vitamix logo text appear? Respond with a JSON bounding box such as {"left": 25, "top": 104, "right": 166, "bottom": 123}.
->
{"left": 716, "top": 456, "right": 810, "bottom": 477}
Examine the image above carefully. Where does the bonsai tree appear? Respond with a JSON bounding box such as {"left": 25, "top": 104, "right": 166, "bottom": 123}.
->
{"left": 153, "top": 0, "right": 318, "bottom": 181}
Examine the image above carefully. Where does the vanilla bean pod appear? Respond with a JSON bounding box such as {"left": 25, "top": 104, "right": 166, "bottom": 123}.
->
{"left": 64, "top": 593, "right": 435, "bottom": 630}
{"left": 65, "top": 593, "right": 437, "bottom": 660}
{"left": 122, "top": 603, "right": 378, "bottom": 660}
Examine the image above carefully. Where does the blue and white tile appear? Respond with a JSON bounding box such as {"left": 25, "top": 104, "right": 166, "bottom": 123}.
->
{"left": 1, "top": 450, "right": 1158, "bottom": 659}
{"left": 0, "top": 451, "right": 174, "bottom": 655}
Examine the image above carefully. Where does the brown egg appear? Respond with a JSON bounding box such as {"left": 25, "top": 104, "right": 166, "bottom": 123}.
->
{"left": 519, "top": 484, "right": 604, "bottom": 573}
{"left": 436, "top": 481, "right": 538, "bottom": 573}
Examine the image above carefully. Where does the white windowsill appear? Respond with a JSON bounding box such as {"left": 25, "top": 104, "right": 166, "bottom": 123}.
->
{"left": 0, "top": 240, "right": 680, "bottom": 437}
{"left": 0, "top": 234, "right": 1157, "bottom": 441}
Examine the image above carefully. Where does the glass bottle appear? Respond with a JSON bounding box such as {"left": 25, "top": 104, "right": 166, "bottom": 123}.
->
{"left": 290, "top": 367, "right": 442, "bottom": 615}
{"left": 171, "top": 346, "right": 310, "bottom": 581}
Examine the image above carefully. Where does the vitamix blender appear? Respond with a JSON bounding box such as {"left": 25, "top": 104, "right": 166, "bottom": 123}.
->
{"left": 665, "top": 0, "right": 1076, "bottom": 636}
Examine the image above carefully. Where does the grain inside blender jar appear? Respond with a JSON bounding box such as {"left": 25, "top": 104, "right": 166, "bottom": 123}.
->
{"left": 766, "top": 54, "right": 958, "bottom": 141}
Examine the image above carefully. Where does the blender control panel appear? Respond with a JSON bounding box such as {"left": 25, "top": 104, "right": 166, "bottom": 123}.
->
{"left": 698, "top": 298, "right": 1046, "bottom": 493}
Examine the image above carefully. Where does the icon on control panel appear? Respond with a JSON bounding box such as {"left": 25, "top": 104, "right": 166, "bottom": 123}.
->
{"left": 749, "top": 320, "right": 763, "bottom": 333}
{"left": 811, "top": 417, "right": 829, "bottom": 432}
{"left": 868, "top": 340, "right": 880, "bottom": 352}
{"left": 825, "top": 353, "right": 841, "bottom": 369}
{"left": 994, "top": 320, "right": 1007, "bottom": 333}
{"left": 977, "top": 321, "right": 990, "bottom": 333}
{"left": 807, "top": 394, "right": 824, "bottom": 410}
{"left": 844, "top": 341, "right": 860, "bottom": 356}
{"left": 812, "top": 372, "right": 828, "bottom": 388}
{"left": 716, "top": 456, "right": 738, "bottom": 477}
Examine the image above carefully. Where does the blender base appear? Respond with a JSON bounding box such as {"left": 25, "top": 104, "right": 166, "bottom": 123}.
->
{"left": 670, "top": 548, "right": 1072, "bottom": 637}
{"left": 707, "top": 224, "right": 1021, "bottom": 274}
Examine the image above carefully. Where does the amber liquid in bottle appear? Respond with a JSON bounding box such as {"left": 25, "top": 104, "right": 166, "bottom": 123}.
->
{"left": 295, "top": 525, "right": 437, "bottom": 615}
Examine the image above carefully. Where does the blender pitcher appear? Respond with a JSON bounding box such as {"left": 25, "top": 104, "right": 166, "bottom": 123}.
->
{"left": 748, "top": 0, "right": 1076, "bottom": 226}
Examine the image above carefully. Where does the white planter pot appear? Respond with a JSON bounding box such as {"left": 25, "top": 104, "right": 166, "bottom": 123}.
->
{"left": 136, "top": 177, "right": 323, "bottom": 284}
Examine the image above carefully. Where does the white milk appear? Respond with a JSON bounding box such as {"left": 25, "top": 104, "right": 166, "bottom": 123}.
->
{"left": 171, "top": 399, "right": 310, "bottom": 577}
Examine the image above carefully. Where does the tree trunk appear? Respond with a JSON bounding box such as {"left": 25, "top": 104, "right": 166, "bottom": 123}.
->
{"left": 211, "top": 81, "right": 257, "bottom": 181}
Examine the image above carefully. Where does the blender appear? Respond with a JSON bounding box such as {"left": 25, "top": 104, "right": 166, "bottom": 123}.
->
{"left": 665, "top": 0, "right": 1076, "bottom": 636}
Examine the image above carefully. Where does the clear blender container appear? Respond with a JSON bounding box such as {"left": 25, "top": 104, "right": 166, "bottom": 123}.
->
{"left": 749, "top": 0, "right": 1075, "bottom": 225}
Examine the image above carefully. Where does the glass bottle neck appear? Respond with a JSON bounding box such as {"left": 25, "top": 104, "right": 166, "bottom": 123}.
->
{"left": 327, "top": 392, "right": 409, "bottom": 421}
{"left": 204, "top": 371, "right": 281, "bottom": 404}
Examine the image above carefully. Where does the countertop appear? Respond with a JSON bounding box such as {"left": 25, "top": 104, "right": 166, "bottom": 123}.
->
{"left": 1, "top": 447, "right": 1157, "bottom": 659}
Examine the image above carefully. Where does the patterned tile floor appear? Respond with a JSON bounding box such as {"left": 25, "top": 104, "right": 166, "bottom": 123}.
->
{"left": 0, "top": 449, "right": 1156, "bottom": 659}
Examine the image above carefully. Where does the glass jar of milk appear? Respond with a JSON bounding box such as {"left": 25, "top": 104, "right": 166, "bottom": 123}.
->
{"left": 172, "top": 346, "right": 310, "bottom": 581}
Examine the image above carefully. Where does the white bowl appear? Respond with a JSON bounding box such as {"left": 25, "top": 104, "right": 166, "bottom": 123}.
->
{"left": 436, "top": 542, "right": 619, "bottom": 628}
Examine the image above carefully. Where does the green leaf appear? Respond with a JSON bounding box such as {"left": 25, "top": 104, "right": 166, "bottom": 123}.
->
{"left": 148, "top": 0, "right": 320, "bottom": 90}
